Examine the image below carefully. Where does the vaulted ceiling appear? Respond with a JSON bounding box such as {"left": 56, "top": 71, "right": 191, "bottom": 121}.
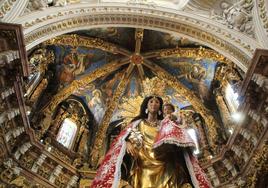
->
{"left": 1, "top": 0, "right": 268, "bottom": 187}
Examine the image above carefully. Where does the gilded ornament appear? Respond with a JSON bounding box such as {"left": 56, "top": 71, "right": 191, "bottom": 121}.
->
{"left": 159, "top": 47, "right": 232, "bottom": 64}
{"left": 44, "top": 34, "right": 118, "bottom": 53}
{"left": 142, "top": 77, "right": 166, "bottom": 97}
{"left": 10, "top": 176, "right": 27, "bottom": 188}
{"left": 29, "top": 78, "right": 48, "bottom": 103}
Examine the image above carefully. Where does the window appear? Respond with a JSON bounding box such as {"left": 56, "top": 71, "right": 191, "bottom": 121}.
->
{"left": 187, "top": 128, "right": 200, "bottom": 155}
{"left": 225, "top": 83, "right": 239, "bottom": 112}
{"left": 56, "top": 118, "right": 77, "bottom": 149}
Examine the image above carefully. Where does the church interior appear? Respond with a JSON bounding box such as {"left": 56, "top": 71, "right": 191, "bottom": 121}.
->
{"left": 0, "top": 0, "right": 267, "bottom": 187}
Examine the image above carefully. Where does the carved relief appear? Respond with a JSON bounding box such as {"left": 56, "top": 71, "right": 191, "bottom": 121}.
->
{"left": 258, "top": 0, "right": 268, "bottom": 34}
{"left": 25, "top": 0, "right": 48, "bottom": 12}
{"left": 211, "top": 0, "right": 254, "bottom": 37}
{"left": 38, "top": 165, "right": 51, "bottom": 179}
{"left": 25, "top": 0, "right": 80, "bottom": 14}
{"left": 0, "top": 0, "right": 17, "bottom": 19}
{"left": 127, "top": 0, "right": 156, "bottom": 7}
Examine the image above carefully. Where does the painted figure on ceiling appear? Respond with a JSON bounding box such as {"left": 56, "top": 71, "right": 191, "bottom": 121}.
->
{"left": 88, "top": 89, "right": 105, "bottom": 123}
{"left": 63, "top": 47, "right": 94, "bottom": 76}
{"left": 59, "top": 63, "right": 76, "bottom": 85}
{"left": 176, "top": 62, "right": 211, "bottom": 102}
{"left": 59, "top": 47, "right": 94, "bottom": 85}
{"left": 91, "top": 96, "right": 211, "bottom": 188}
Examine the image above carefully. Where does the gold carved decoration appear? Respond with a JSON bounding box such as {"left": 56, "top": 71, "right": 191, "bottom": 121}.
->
{"left": 29, "top": 78, "right": 48, "bottom": 103}
{"left": 44, "top": 34, "right": 118, "bottom": 54}
{"left": 158, "top": 47, "right": 232, "bottom": 64}
{"left": 90, "top": 63, "right": 134, "bottom": 167}
{"left": 142, "top": 77, "right": 166, "bottom": 97}
{"left": 44, "top": 60, "right": 128, "bottom": 113}
{"left": 10, "top": 176, "right": 27, "bottom": 188}
{"left": 79, "top": 178, "right": 94, "bottom": 188}
{"left": 0, "top": 169, "right": 14, "bottom": 184}
{"left": 245, "top": 142, "right": 268, "bottom": 187}
{"left": 143, "top": 60, "right": 219, "bottom": 149}
{"left": 26, "top": 48, "right": 55, "bottom": 101}
{"left": 28, "top": 48, "right": 55, "bottom": 74}
{"left": 258, "top": 0, "right": 268, "bottom": 33}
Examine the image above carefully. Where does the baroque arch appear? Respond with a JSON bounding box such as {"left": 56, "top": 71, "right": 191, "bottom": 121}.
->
{"left": 18, "top": 5, "right": 260, "bottom": 72}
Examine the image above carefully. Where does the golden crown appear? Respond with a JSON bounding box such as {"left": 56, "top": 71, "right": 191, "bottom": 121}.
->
{"left": 142, "top": 77, "right": 166, "bottom": 97}
{"left": 118, "top": 77, "right": 168, "bottom": 125}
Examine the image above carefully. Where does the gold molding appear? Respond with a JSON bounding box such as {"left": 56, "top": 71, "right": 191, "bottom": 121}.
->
{"left": 245, "top": 142, "right": 268, "bottom": 187}
{"left": 44, "top": 34, "right": 119, "bottom": 54}
{"left": 154, "top": 47, "right": 232, "bottom": 64}
{"left": 90, "top": 63, "right": 134, "bottom": 167}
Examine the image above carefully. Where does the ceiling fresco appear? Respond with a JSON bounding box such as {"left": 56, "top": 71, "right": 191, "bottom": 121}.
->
{"left": 38, "top": 27, "right": 225, "bottom": 125}
{"left": 74, "top": 28, "right": 200, "bottom": 52}
{"left": 49, "top": 45, "right": 124, "bottom": 85}
{"left": 2, "top": 1, "right": 268, "bottom": 187}
{"left": 26, "top": 26, "right": 244, "bottom": 156}
{"left": 73, "top": 68, "right": 126, "bottom": 123}
{"left": 153, "top": 57, "right": 218, "bottom": 102}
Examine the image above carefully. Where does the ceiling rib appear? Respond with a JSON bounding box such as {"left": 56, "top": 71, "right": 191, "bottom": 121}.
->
{"left": 134, "top": 28, "right": 145, "bottom": 80}
{"left": 142, "top": 47, "right": 231, "bottom": 64}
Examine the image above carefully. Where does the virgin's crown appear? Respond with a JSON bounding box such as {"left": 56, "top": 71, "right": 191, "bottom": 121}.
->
{"left": 142, "top": 77, "right": 166, "bottom": 97}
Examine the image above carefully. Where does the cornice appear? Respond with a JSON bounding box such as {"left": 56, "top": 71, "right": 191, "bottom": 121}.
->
{"left": 0, "top": 0, "right": 28, "bottom": 22}
{"left": 19, "top": 4, "right": 260, "bottom": 48}
{"left": 255, "top": 0, "right": 268, "bottom": 48}
{"left": 0, "top": 1, "right": 264, "bottom": 72}
{"left": 0, "top": 0, "right": 17, "bottom": 20}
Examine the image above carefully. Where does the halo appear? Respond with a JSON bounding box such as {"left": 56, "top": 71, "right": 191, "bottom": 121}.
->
{"left": 118, "top": 77, "right": 167, "bottom": 124}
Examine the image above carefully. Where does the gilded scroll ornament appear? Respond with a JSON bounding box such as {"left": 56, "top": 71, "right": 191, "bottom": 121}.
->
{"left": 44, "top": 34, "right": 118, "bottom": 54}
{"left": 159, "top": 47, "right": 232, "bottom": 64}
{"left": 244, "top": 142, "right": 268, "bottom": 187}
